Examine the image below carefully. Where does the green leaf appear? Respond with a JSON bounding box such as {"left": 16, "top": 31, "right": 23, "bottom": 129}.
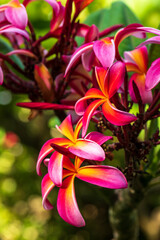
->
{"left": 148, "top": 24, "right": 160, "bottom": 67}
{"left": 84, "top": 1, "right": 143, "bottom": 56}
{"left": 0, "top": 37, "right": 24, "bottom": 70}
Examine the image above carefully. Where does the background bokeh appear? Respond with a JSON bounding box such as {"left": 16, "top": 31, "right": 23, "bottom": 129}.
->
{"left": 0, "top": 0, "right": 160, "bottom": 239}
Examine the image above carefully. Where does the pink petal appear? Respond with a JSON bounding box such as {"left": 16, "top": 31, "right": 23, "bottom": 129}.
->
{"left": 41, "top": 173, "right": 55, "bottom": 210}
{"left": 64, "top": 42, "right": 93, "bottom": 77}
{"left": 107, "top": 61, "right": 126, "bottom": 98}
{"left": 75, "top": 88, "right": 105, "bottom": 115}
{"left": 129, "top": 73, "right": 153, "bottom": 104}
{"left": 16, "top": 102, "right": 74, "bottom": 110}
{"left": 48, "top": 151, "right": 64, "bottom": 187}
{"left": 36, "top": 138, "right": 71, "bottom": 176}
{"left": 85, "top": 132, "right": 112, "bottom": 145}
{"left": 93, "top": 38, "right": 115, "bottom": 69}
{"left": 77, "top": 165, "right": 128, "bottom": 189}
{"left": 145, "top": 58, "right": 160, "bottom": 90}
{"left": 102, "top": 99, "right": 137, "bottom": 126}
{"left": 5, "top": 1, "right": 28, "bottom": 29}
{"left": 0, "top": 25, "right": 29, "bottom": 39}
{"left": 57, "top": 175, "right": 85, "bottom": 227}
{"left": 56, "top": 115, "right": 75, "bottom": 142}
{"left": 69, "top": 139, "right": 105, "bottom": 161}
{"left": 136, "top": 36, "right": 160, "bottom": 48}
{"left": 81, "top": 99, "right": 105, "bottom": 137}
{"left": 0, "top": 66, "right": 3, "bottom": 85}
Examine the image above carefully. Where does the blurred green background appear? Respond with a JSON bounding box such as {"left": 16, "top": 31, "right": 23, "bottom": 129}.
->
{"left": 0, "top": 0, "right": 160, "bottom": 240}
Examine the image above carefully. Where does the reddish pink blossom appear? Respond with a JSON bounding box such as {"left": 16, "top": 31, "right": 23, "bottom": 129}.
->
{"left": 41, "top": 156, "right": 128, "bottom": 227}
{"left": 36, "top": 115, "right": 112, "bottom": 183}
{"left": 75, "top": 62, "right": 137, "bottom": 137}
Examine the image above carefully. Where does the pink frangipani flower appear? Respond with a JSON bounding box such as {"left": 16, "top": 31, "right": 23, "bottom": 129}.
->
{"left": 75, "top": 62, "right": 137, "bottom": 137}
{"left": 42, "top": 156, "right": 128, "bottom": 227}
{"left": 124, "top": 46, "right": 153, "bottom": 103}
{"left": 37, "top": 114, "right": 112, "bottom": 186}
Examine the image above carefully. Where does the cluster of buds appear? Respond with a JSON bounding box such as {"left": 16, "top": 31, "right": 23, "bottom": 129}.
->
{"left": 0, "top": 0, "right": 159, "bottom": 227}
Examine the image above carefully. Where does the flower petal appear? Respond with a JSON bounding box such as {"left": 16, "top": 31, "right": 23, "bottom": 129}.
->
{"left": 69, "top": 139, "right": 105, "bottom": 161}
{"left": 93, "top": 38, "right": 115, "bottom": 69}
{"left": 48, "top": 151, "right": 64, "bottom": 187}
{"left": 36, "top": 138, "right": 71, "bottom": 176}
{"left": 0, "top": 25, "right": 29, "bottom": 39}
{"left": 5, "top": 0, "right": 28, "bottom": 29}
{"left": 0, "top": 66, "right": 3, "bottom": 85}
{"left": 145, "top": 58, "right": 160, "bottom": 90}
{"left": 107, "top": 61, "right": 126, "bottom": 98}
{"left": 16, "top": 102, "right": 74, "bottom": 110}
{"left": 64, "top": 42, "right": 93, "bottom": 77}
{"left": 95, "top": 66, "right": 108, "bottom": 95}
{"left": 75, "top": 88, "right": 105, "bottom": 115}
{"left": 77, "top": 165, "right": 128, "bottom": 189}
{"left": 129, "top": 73, "right": 152, "bottom": 104}
{"left": 6, "top": 49, "right": 37, "bottom": 58}
{"left": 124, "top": 46, "right": 148, "bottom": 73}
{"left": 56, "top": 115, "right": 75, "bottom": 142}
{"left": 85, "top": 132, "right": 113, "bottom": 145}
{"left": 81, "top": 99, "right": 105, "bottom": 137}
{"left": 102, "top": 99, "right": 137, "bottom": 126}
{"left": 41, "top": 173, "right": 55, "bottom": 210}
{"left": 57, "top": 175, "right": 85, "bottom": 227}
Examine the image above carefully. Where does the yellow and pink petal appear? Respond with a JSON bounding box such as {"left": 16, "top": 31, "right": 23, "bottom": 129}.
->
{"left": 77, "top": 165, "right": 128, "bottom": 189}
{"left": 36, "top": 138, "right": 71, "bottom": 176}
{"left": 102, "top": 99, "right": 137, "bottom": 126}
{"left": 41, "top": 173, "right": 55, "bottom": 210}
{"left": 69, "top": 138, "right": 105, "bottom": 161}
{"left": 57, "top": 175, "right": 85, "bottom": 227}
{"left": 56, "top": 115, "right": 75, "bottom": 142}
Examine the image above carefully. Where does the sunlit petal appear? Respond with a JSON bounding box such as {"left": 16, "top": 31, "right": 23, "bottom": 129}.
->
{"left": 6, "top": 0, "right": 28, "bottom": 29}
{"left": 69, "top": 139, "right": 105, "bottom": 161}
{"left": 77, "top": 165, "right": 128, "bottom": 189}
{"left": 57, "top": 175, "right": 85, "bottom": 227}
{"left": 75, "top": 88, "right": 105, "bottom": 115}
{"left": 36, "top": 138, "right": 71, "bottom": 176}
{"left": 124, "top": 46, "right": 148, "bottom": 73}
{"left": 95, "top": 67, "right": 108, "bottom": 95}
{"left": 85, "top": 132, "right": 112, "bottom": 145}
{"left": 102, "top": 99, "right": 137, "bottom": 126}
{"left": 41, "top": 173, "right": 55, "bottom": 210}
{"left": 56, "top": 115, "right": 75, "bottom": 142}
{"left": 82, "top": 99, "right": 105, "bottom": 137}
{"left": 93, "top": 38, "right": 115, "bottom": 69}
{"left": 48, "top": 151, "right": 64, "bottom": 187}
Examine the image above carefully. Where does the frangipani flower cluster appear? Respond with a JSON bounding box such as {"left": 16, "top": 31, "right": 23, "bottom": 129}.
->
{"left": 0, "top": 0, "right": 159, "bottom": 229}
{"left": 39, "top": 115, "right": 128, "bottom": 226}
